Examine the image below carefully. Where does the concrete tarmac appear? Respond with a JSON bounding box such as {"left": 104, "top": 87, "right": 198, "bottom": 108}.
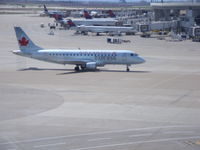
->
{"left": 0, "top": 14, "right": 200, "bottom": 150}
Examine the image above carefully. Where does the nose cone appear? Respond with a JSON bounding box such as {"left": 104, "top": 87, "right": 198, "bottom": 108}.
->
{"left": 137, "top": 56, "right": 146, "bottom": 64}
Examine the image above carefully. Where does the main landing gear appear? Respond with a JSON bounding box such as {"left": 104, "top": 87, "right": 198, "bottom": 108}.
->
{"left": 74, "top": 65, "right": 86, "bottom": 72}
{"left": 74, "top": 65, "right": 80, "bottom": 71}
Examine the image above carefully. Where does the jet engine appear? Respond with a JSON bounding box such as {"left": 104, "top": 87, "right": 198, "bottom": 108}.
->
{"left": 86, "top": 62, "right": 97, "bottom": 70}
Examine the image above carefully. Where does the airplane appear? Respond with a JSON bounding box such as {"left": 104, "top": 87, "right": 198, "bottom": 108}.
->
{"left": 67, "top": 20, "right": 136, "bottom": 36}
{"left": 83, "top": 10, "right": 116, "bottom": 19}
{"left": 13, "top": 27, "right": 145, "bottom": 72}
{"left": 55, "top": 16, "right": 121, "bottom": 27}
{"left": 41, "top": 5, "right": 66, "bottom": 18}
{"left": 54, "top": 10, "right": 120, "bottom": 27}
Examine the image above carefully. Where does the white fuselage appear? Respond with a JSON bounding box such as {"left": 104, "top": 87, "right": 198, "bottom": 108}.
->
{"left": 13, "top": 49, "right": 145, "bottom": 67}
{"left": 73, "top": 25, "right": 135, "bottom": 34}
{"left": 63, "top": 18, "right": 119, "bottom": 26}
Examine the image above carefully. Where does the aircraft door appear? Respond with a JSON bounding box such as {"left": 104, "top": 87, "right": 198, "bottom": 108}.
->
{"left": 121, "top": 53, "right": 127, "bottom": 63}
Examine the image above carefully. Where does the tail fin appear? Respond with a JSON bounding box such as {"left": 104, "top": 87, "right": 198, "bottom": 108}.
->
{"left": 107, "top": 10, "right": 116, "bottom": 18}
{"left": 67, "top": 19, "right": 76, "bottom": 27}
{"left": 14, "top": 27, "right": 42, "bottom": 52}
{"left": 83, "top": 10, "right": 92, "bottom": 19}
{"left": 44, "top": 5, "right": 48, "bottom": 13}
{"left": 54, "top": 14, "right": 63, "bottom": 21}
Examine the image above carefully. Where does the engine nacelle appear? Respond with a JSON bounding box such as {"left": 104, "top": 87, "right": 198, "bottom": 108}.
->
{"left": 86, "top": 62, "right": 97, "bottom": 70}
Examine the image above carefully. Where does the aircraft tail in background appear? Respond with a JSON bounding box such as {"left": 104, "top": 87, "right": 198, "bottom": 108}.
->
{"left": 83, "top": 10, "right": 92, "bottom": 19}
{"left": 107, "top": 10, "right": 116, "bottom": 18}
{"left": 44, "top": 5, "right": 48, "bottom": 13}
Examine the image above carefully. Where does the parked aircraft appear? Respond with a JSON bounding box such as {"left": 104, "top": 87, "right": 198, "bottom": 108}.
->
{"left": 41, "top": 5, "right": 66, "bottom": 17}
{"left": 55, "top": 16, "right": 121, "bottom": 27}
{"left": 83, "top": 10, "right": 116, "bottom": 19}
{"left": 13, "top": 27, "right": 145, "bottom": 72}
{"left": 68, "top": 20, "right": 135, "bottom": 36}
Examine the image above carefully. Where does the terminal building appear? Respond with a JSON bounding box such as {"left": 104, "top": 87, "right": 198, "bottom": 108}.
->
{"left": 150, "top": 0, "right": 200, "bottom": 38}
{"left": 151, "top": 0, "right": 200, "bottom": 24}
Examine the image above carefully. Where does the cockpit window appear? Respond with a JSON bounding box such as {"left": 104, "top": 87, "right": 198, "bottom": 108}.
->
{"left": 130, "top": 53, "right": 138, "bottom": 56}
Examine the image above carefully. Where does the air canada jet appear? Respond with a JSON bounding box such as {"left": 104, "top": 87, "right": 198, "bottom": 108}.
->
{"left": 13, "top": 27, "right": 145, "bottom": 72}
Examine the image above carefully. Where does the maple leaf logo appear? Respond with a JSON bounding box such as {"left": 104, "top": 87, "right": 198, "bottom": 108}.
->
{"left": 19, "top": 37, "right": 29, "bottom": 46}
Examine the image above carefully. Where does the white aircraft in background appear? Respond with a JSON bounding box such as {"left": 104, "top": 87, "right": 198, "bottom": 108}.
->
{"left": 41, "top": 5, "right": 66, "bottom": 17}
{"left": 13, "top": 27, "right": 145, "bottom": 72}
{"left": 54, "top": 10, "right": 119, "bottom": 27}
{"left": 83, "top": 10, "right": 116, "bottom": 19}
{"left": 55, "top": 16, "right": 120, "bottom": 27}
{"left": 67, "top": 19, "right": 136, "bottom": 36}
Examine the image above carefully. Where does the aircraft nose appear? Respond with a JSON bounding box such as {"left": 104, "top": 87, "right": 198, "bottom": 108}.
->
{"left": 137, "top": 56, "right": 146, "bottom": 64}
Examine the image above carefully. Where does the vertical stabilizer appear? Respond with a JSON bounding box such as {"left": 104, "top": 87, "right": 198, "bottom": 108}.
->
{"left": 107, "top": 10, "right": 116, "bottom": 18}
{"left": 14, "top": 27, "right": 42, "bottom": 52}
{"left": 44, "top": 5, "right": 48, "bottom": 13}
{"left": 83, "top": 10, "right": 92, "bottom": 19}
{"left": 67, "top": 19, "right": 76, "bottom": 27}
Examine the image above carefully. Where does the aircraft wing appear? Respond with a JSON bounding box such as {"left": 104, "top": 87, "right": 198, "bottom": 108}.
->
{"left": 62, "top": 59, "right": 93, "bottom": 65}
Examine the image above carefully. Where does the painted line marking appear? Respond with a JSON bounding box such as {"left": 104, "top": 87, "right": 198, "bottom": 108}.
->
{"left": 128, "top": 133, "right": 152, "bottom": 138}
{"left": 0, "top": 125, "right": 199, "bottom": 145}
{"left": 195, "top": 140, "right": 200, "bottom": 145}
{"left": 163, "top": 131, "right": 194, "bottom": 135}
{"left": 69, "top": 136, "right": 200, "bottom": 150}
{"left": 88, "top": 138, "right": 111, "bottom": 142}
{"left": 34, "top": 142, "right": 66, "bottom": 148}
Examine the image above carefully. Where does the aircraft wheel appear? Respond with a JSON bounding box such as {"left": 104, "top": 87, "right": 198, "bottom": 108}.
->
{"left": 74, "top": 66, "right": 80, "bottom": 71}
{"left": 126, "top": 65, "right": 130, "bottom": 72}
{"left": 81, "top": 65, "right": 86, "bottom": 71}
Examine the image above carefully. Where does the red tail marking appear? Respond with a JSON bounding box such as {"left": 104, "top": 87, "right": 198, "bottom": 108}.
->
{"left": 19, "top": 37, "right": 29, "bottom": 46}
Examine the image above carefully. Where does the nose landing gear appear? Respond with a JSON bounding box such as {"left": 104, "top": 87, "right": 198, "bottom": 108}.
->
{"left": 126, "top": 65, "right": 130, "bottom": 72}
